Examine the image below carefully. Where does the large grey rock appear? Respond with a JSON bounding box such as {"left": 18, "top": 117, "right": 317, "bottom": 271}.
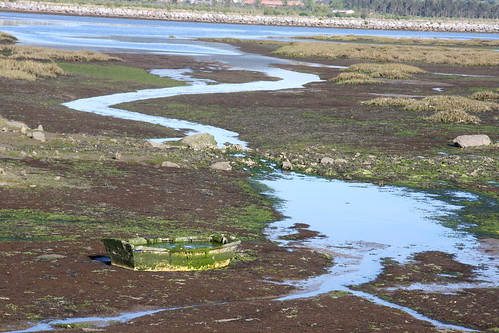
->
{"left": 210, "top": 161, "right": 232, "bottom": 171}
{"left": 453, "top": 134, "right": 491, "bottom": 148}
{"left": 28, "top": 131, "right": 46, "bottom": 142}
{"left": 180, "top": 133, "right": 218, "bottom": 150}
{"left": 7, "top": 120, "right": 28, "bottom": 133}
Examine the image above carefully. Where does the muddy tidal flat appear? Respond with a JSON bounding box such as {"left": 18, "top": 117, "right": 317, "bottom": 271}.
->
{"left": 0, "top": 21, "right": 498, "bottom": 333}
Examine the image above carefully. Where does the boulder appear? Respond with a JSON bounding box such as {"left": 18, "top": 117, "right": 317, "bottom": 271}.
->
{"left": 28, "top": 131, "right": 46, "bottom": 142}
{"left": 453, "top": 134, "right": 491, "bottom": 148}
{"left": 180, "top": 133, "right": 218, "bottom": 150}
{"left": 210, "top": 161, "right": 232, "bottom": 171}
{"left": 320, "top": 157, "right": 335, "bottom": 165}
{"left": 281, "top": 160, "right": 293, "bottom": 170}
{"left": 161, "top": 161, "right": 180, "bottom": 168}
{"left": 7, "top": 120, "right": 28, "bottom": 133}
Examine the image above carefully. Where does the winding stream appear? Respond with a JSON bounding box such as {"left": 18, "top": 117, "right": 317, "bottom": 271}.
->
{"left": 2, "top": 12, "right": 498, "bottom": 332}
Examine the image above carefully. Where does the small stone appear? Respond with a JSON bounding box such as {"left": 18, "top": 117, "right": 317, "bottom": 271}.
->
{"left": 161, "top": 161, "right": 180, "bottom": 168}
{"left": 320, "top": 157, "right": 335, "bottom": 165}
{"left": 281, "top": 160, "right": 293, "bottom": 170}
{"left": 453, "top": 134, "right": 491, "bottom": 148}
{"left": 222, "top": 143, "right": 245, "bottom": 152}
{"left": 210, "top": 161, "right": 232, "bottom": 171}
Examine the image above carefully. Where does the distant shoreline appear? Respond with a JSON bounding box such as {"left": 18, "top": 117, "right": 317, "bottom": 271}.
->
{"left": 1, "top": 1, "right": 498, "bottom": 33}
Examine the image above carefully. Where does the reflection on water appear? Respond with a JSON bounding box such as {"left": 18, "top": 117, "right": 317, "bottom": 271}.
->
{"left": 260, "top": 171, "right": 497, "bottom": 299}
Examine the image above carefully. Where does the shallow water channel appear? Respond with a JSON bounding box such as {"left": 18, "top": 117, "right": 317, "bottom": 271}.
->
{"left": 3, "top": 12, "right": 497, "bottom": 332}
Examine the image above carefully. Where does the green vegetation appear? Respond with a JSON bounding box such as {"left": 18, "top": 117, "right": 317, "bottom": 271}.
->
{"left": 298, "top": 35, "right": 499, "bottom": 48}
{"left": 0, "top": 58, "right": 65, "bottom": 81}
{"left": 332, "top": 72, "right": 380, "bottom": 84}
{"left": 332, "top": 62, "right": 426, "bottom": 83}
{"left": 1, "top": 44, "right": 122, "bottom": 62}
{"left": 272, "top": 41, "right": 499, "bottom": 66}
{"left": 0, "top": 208, "right": 265, "bottom": 242}
{"left": 0, "top": 43, "right": 121, "bottom": 81}
{"left": 0, "top": 31, "right": 16, "bottom": 43}
{"left": 470, "top": 90, "right": 499, "bottom": 101}
{"left": 424, "top": 109, "right": 481, "bottom": 124}
{"left": 363, "top": 95, "right": 498, "bottom": 124}
{"left": 344, "top": 63, "right": 426, "bottom": 79}
{"left": 345, "top": 0, "right": 499, "bottom": 19}
{"left": 58, "top": 63, "right": 183, "bottom": 86}
{"left": 21, "top": 0, "right": 499, "bottom": 19}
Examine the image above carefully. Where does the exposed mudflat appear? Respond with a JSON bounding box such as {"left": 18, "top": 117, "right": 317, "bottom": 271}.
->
{"left": 0, "top": 47, "right": 497, "bottom": 332}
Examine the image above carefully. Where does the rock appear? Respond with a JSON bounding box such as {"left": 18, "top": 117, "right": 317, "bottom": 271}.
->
{"left": 210, "top": 161, "right": 232, "bottom": 171}
{"left": 453, "top": 134, "right": 491, "bottom": 148}
{"left": 34, "top": 254, "right": 66, "bottom": 262}
{"left": 161, "top": 161, "right": 180, "bottom": 168}
{"left": 180, "top": 133, "right": 218, "bottom": 150}
{"left": 320, "top": 157, "right": 335, "bottom": 165}
{"left": 7, "top": 120, "right": 28, "bottom": 133}
{"left": 28, "top": 131, "right": 46, "bottom": 142}
{"left": 147, "top": 140, "right": 165, "bottom": 149}
{"left": 222, "top": 143, "right": 245, "bottom": 152}
{"left": 281, "top": 160, "right": 293, "bottom": 170}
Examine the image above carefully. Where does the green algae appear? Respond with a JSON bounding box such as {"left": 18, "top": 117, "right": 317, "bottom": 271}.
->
{"left": 58, "top": 63, "right": 185, "bottom": 87}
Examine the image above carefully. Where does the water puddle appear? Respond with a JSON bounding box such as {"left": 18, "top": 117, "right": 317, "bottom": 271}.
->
{"left": 9, "top": 309, "right": 166, "bottom": 333}
{"left": 147, "top": 242, "right": 216, "bottom": 250}
{"left": 433, "top": 72, "right": 496, "bottom": 78}
{"left": 259, "top": 171, "right": 497, "bottom": 296}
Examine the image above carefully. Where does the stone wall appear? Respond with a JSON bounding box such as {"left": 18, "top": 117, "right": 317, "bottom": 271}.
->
{"left": 1, "top": 1, "right": 498, "bottom": 33}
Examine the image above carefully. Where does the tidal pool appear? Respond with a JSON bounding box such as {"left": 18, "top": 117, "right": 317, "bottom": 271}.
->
{"left": 258, "top": 172, "right": 497, "bottom": 298}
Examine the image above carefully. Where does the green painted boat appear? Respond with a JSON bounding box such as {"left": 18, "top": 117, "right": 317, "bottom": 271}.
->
{"left": 101, "top": 234, "right": 240, "bottom": 271}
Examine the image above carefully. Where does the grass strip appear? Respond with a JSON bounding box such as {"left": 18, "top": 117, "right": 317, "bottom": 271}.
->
{"left": 273, "top": 42, "right": 499, "bottom": 66}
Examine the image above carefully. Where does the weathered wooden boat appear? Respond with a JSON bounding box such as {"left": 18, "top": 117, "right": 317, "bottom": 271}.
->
{"left": 101, "top": 234, "right": 240, "bottom": 271}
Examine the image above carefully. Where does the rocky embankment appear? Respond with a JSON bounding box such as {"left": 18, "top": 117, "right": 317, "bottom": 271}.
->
{"left": 1, "top": 0, "right": 498, "bottom": 33}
